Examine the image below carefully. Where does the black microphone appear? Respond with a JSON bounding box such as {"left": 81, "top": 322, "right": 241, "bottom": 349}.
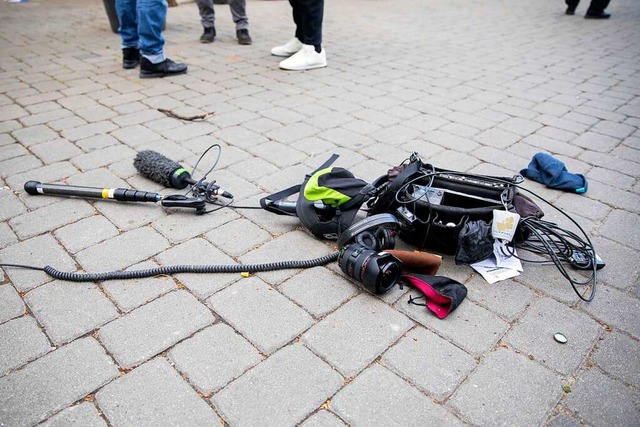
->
{"left": 134, "top": 150, "right": 233, "bottom": 198}
{"left": 134, "top": 150, "right": 194, "bottom": 189}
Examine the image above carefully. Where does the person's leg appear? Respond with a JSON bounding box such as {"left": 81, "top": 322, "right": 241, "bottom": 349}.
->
{"left": 137, "top": 0, "right": 167, "bottom": 63}
{"left": 565, "top": 0, "right": 579, "bottom": 14}
{"left": 229, "top": 0, "right": 248, "bottom": 30}
{"left": 297, "top": 0, "right": 323, "bottom": 51}
{"left": 196, "top": 0, "right": 215, "bottom": 28}
{"left": 587, "top": 0, "right": 610, "bottom": 13}
{"left": 290, "top": 0, "right": 303, "bottom": 42}
{"left": 116, "top": 0, "right": 139, "bottom": 49}
{"left": 271, "top": 0, "right": 303, "bottom": 56}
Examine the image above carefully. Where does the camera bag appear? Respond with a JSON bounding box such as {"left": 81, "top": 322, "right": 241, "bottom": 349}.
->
{"left": 367, "top": 153, "right": 528, "bottom": 256}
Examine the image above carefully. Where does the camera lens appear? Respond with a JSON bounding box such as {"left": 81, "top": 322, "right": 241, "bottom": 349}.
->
{"left": 338, "top": 244, "right": 402, "bottom": 294}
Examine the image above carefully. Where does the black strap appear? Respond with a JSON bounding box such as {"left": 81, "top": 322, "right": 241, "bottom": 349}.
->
{"left": 259, "top": 153, "right": 340, "bottom": 216}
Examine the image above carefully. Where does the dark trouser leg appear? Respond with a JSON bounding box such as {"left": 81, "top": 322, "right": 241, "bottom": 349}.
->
{"left": 294, "top": 0, "right": 323, "bottom": 48}
{"left": 196, "top": 0, "right": 215, "bottom": 28}
{"left": 289, "top": 0, "right": 303, "bottom": 41}
{"left": 587, "top": 0, "right": 610, "bottom": 13}
{"left": 566, "top": 0, "right": 580, "bottom": 8}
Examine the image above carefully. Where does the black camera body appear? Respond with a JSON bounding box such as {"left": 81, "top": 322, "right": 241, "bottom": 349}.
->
{"left": 337, "top": 214, "right": 403, "bottom": 294}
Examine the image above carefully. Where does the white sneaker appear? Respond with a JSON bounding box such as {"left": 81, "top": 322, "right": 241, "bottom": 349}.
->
{"left": 270, "top": 38, "right": 303, "bottom": 57}
{"left": 279, "top": 44, "right": 327, "bottom": 71}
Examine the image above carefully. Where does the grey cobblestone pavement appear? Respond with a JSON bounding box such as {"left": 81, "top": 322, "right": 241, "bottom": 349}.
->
{"left": 0, "top": 0, "right": 639, "bottom": 425}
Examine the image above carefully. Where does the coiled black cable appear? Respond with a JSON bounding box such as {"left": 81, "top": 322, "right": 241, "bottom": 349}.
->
{"left": 1, "top": 253, "right": 339, "bottom": 283}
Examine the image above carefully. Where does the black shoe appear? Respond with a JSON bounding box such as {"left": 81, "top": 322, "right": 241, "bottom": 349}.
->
{"left": 200, "top": 27, "right": 216, "bottom": 43}
{"left": 139, "top": 57, "right": 188, "bottom": 79}
{"left": 122, "top": 47, "right": 140, "bottom": 69}
{"left": 585, "top": 11, "right": 611, "bottom": 19}
{"left": 237, "top": 29, "right": 252, "bottom": 45}
{"left": 565, "top": 7, "right": 576, "bottom": 15}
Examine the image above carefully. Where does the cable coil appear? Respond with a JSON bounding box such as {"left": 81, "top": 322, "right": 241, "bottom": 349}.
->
{"left": 36, "top": 252, "right": 339, "bottom": 283}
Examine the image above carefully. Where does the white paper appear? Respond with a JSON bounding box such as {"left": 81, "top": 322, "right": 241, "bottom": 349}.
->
{"left": 471, "top": 252, "right": 521, "bottom": 284}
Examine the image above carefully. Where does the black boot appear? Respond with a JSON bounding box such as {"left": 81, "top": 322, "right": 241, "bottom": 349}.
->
{"left": 139, "top": 57, "right": 188, "bottom": 79}
{"left": 236, "top": 29, "right": 252, "bottom": 45}
{"left": 122, "top": 47, "right": 140, "bottom": 69}
{"left": 585, "top": 10, "right": 611, "bottom": 18}
{"left": 200, "top": 27, "right": 216, "bottom": 43}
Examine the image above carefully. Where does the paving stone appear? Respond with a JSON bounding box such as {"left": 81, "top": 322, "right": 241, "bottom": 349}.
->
{"left": 238, "top": 229, "right": 334, "bottom": 285}
{"left": 0, "top": 284, "right": 25, "bottom": 324}
{"left": 450, "top": 348, "right": 562, "bottom": 426}
{"left": 514, "top": 262, "right": 581, "bottom": 305}
{"left": 398, "top": 285, "right": 509, "bottom": 356}
{"left": 303, "top": 294, "right": 413, "bottom": 377}
{"left": 40, "top": 402, "right": 107, "bottom": 427}
{"left": 382, "top": 326, "right": 475, "bottom": 401}
{"left": 279, "top": 267, "right": 359, "bottom": 318}
{"left": 588, "top": 237, "right": 640, "bottom": 291}
{"left": 598, "top": 209, "right": 640, "bottom": 249}
{"left": 572, "top": 131, "right": 620, "bottom": 153}
{"left": 301, "top": 411, "right": 346, "bottom": 427}
{"left": 590, "top": 120, "right": 636, "bottom": 139}
{"left": 30, "top": 138, "right": 83, "bottom": 163}
{"left": 9, "top": 198, "right": 95, "bottom": 240}
{"left": 61, "top": 121, "right": 118, "bottom": 142}
{"left": 98, "top": 290, "right": 214, "bottom": 368}
{"left": 504, "top": 297, "right": 602, "bottom": 375}
{"left": 581, "top": 284, "right": 640, "bottom": 340}
{"left": 207, "top": 277, "right": 313, "bottom": 354}
{"left": 96, "top": 357, "right": 219, "bottom": 427}
{"left": 212, "top": 344, "right": 343, "bottom": 426}
{"left": 586, "top": 182, "right": 640, "bottom": 213}
{"left": 465, "top": 275, "right": 535, "bottom": 321}
{"left": 0, "top": 337, "right": 119, "bottom": 427}
{"left": 155, "top": 238, "right": 239, "bottom": 299}
{"left": 75, "top": 226, "right": 170, "bottom": 272}
{"left": 332, "top": 364, "right": 462, "bottom": 426}
{"left": 0, "top": 186, "right": 26, "bottom": 221}
{"left": 168, "top": 323, "right": 262, "bottom": 394}
{"left": 204, "top": 218, "right": 270, "bottom": 257}
{"left": 152, "top": 207, "right": 239, "bottom": 243}
{"left": 0, "top": 315, "right": 52, "bottom": 375}
{"left": 11, "top": 125, "right": 59, "bottom": 146}
{"left": 0, "top": 234, "right": 76, "bottom": 292}
{"left": 70, "top": 145, "right": 137, "bottom": 171}
{"left": 591, "top": 331, "right": 640, "bottom": 389}
{"left": 547, "top": 413, "right": 584, "bottom": 427}
{"left": 4, "top": 160, "right": 78, "bottom": 192}
{"left": 25, "top": 281, "right": 119, "bottom": 345}
{"left": 565, "top": 368, "right": 639, "bottom": 426}
{"left": 100, "top": 260, "right": 177, "bottom": 312}
{"left": 54, "top": 215, "right": 119, "bottom": 253}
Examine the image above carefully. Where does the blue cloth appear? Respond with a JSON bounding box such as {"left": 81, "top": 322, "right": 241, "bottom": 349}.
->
{"left": 116, "top": 0, "right": 167, "bottom": 63}
{"left": 520, "top": 153, "right": 588, "bottom": 194}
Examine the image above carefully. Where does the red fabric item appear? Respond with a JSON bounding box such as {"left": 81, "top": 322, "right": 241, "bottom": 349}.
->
{"left": 403, "top": 275, "right": 452, "bottom": 319}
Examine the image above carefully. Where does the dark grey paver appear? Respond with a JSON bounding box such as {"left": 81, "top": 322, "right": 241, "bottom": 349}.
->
{"left": 591, "top": 331, "right": 640, "bottom": 389}
{"left": 96, "top": 358, "right": 219, "bottom": 427}
{"left": 464, "top": 275, "right": 534, "bottom": 321}
{"left": 207, "top": 276, "right": 313, "bottom": 354}
{"left": 450, "top": 348, "right": 562, "bottom": 426}
{"left": 168, "top": 323, "right": 262, "bottom": 394}
{"left": 205, "top": 218, "right": 271, "bottom": 257}
{"left": 0, "top": 316, "right": 52, "bottom": 375}
{"left": 25, "top": 281, "right": 119, "bottom": 345}
{"left": 303, "top": 294, "right": 414, "bottom": 377}
{"left": 332, "top": 364, "right": 462, "bottom": 426}
{"left": 382, "top": 326, "right": 475, "bottom": 401}
{"left": 565, "top": 369, "right": 640, "bottom": 426}
{"left": 598, "top": 210, "right": 640, "bottom": 249}
{"left": 0, "top": 337, "right": 118, "bottom": 427}
{"left": 0, "top": 283, "right": 25, "bottom": 324}
{"left": 40, "top": 403, "right": 107, "bottom": 427}
{"left": 504, "top": 297, "right": 602, "bottom": 375}
{"left": 211, "top": 344, "right": 343, "bottom": 426}
{"left": 98, "top": 290, "right": 215, "bottom": 368}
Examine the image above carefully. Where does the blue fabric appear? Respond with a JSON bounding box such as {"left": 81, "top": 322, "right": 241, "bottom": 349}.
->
{"left": 520, "top": 153, "right": 588, "bottom": 194}
{"left": 116, "top": 0, "right": 167, "bottom": 63}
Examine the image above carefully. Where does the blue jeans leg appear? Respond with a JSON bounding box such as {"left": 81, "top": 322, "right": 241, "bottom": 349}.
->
{"left": 137, "top": 0, "right": 167, "bottom": 63}
{"left": 115, "top": 0, "right": 139, "bottom": 49}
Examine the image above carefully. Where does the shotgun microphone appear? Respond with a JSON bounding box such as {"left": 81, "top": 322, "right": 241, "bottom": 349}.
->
{"left": 134, "top": 150, "right": 233, "bottom": 198}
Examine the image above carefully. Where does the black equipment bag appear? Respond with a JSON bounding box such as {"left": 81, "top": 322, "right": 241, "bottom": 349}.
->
{"left": 367, "top": 153, "right": 526, "bottom": 256}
